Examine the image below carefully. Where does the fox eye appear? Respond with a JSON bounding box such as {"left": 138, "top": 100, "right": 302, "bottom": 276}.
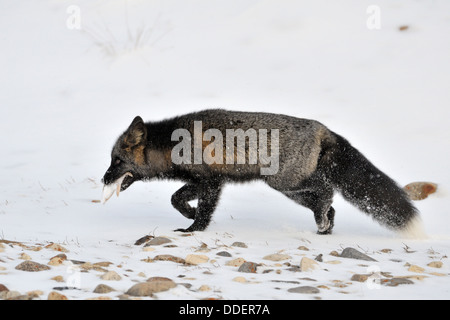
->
{"left": 114, "top": 159, "right": 122, "bottom": 165}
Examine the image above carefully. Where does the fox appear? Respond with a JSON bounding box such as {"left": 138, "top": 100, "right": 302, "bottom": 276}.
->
{"left": 101, "top": 109, "right": 423, "bottom": 237}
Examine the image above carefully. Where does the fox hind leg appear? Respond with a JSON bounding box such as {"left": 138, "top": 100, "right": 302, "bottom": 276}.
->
{"left": 277, "top": 177, "right": 335, "bottom": 234}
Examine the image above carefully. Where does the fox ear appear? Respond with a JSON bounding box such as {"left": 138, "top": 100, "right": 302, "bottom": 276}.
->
{"left": 123, "top": 116, "right": 147, "bottom": 148}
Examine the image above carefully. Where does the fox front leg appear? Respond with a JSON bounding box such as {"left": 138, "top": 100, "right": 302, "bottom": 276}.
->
{"left": 174, "top": 181, "right": 223, "bottom": 232}
{"left": 171, "top": 184, "right": 199, "bottom": 220}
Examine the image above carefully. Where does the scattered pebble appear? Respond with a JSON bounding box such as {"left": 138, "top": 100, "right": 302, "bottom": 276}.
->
{"left": 216, "top": 251, "right": 232, "bottom": 257}
{"left": 100, "top": 271, "right": 122, "bottom": 281}
{"left": 403, "top": 182, "right": 437, "bottom": 200}
{"left": 340, "top": 247, "right": 377, "bottom": 262}
{"left": 144, "top": 237, "right": 172, "bottom": 247}
{"left": 15, "top": 261, "right": 50, "bottom": 272}
{"left": 154, "top": 254, "right": 186, "bottom": 264}
{"left": 198, "top": 285, "right": 211, "bottom": 292}
{"left": 351, "top": 274, "right": 371, "bottom": 282}
{"left": 233, "top": 276, "right": 247, "bottom": 283}
{"left": 231, "top": 241, "right": 247, "bottom": 248}
{"left": 126, "top": 277, "right": 176, "bottom": 297}
{"left": 383, "top": 278, "right": 414, "bottom": 287}
{"left": 408, "top": 265, "right": 425, "bottom": 273}
{"left": 93, "top": 284, "right": 115, "bottom": 294}
{"left": 48, "top": 254, "right": 67, "bottom": 266}
{"left": 45, "top": 243, "right": 68, "bottom": 253}
{"left": 51, "top": 275, "right": 64, "bottom": 282}
{"left": 134, "top": 235, "right": 154, "bottom": 246}
{"left": 48, "top": 291, "right": 68, "bottom": 300}
{"left": 427, "top": 261, "right": 443, "bottom": 268}
{"left": 185, "top": 254, "right": 209, "bottom": 265}
{"left": 19, "top": 253, "right": 31, "bottom": 260}
{"left": 263, "top": 253, "right": 291, "bottom": 261}
{"left": 238, "top": 262, "right": 258, "bottom": 273}
{"left": 226, "top": 258, "right": 246, "bottom": 267}
{"left": 300, "top": 257, "right": 320, "bottom": 272}
{"left": 288, "top": 286, "right": 320, "bottom": 294}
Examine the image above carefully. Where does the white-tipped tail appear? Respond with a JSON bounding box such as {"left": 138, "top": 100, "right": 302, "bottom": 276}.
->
{"left": 398, "top": 216, "right": 427, "bottom": 239}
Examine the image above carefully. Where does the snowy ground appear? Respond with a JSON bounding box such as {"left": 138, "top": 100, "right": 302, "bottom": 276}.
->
{"left": 1, "top": 0, "right": 449, "bottom": 300}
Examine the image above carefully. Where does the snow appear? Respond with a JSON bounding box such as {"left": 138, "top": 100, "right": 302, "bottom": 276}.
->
{"left": 0, "top": 0, "right": 449, "bottom": 300}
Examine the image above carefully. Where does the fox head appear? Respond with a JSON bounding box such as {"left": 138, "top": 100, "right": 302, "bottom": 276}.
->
{"left": 102, "top": 116, "right": 147, "bottom": 191}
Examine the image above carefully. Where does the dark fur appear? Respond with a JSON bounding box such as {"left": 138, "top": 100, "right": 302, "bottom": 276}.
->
{"left": 102, "top": 109, "right": 419, "bottom": 234}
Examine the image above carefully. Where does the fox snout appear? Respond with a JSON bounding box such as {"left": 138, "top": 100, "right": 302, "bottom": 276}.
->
{"left": 101, "top": 167, "right": 115, "bottom": 185}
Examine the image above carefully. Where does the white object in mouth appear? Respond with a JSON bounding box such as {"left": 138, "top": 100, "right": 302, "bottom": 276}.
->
{"left": 101, "top": 172, "right": 133, "bottom": 204}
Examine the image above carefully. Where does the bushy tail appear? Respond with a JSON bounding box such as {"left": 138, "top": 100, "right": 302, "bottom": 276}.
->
{"left": 321, "top": 132, "right": 425, "bottom": 238}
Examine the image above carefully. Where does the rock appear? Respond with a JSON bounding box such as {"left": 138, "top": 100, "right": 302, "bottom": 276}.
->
{"left": 383, "top": 278, "right": 414, "bottom": 287}
{"left": 351, "top": 274, "right": 371, "bottom": 282}
{"left": 198, "top": 285, "right": 211, "bottom": 291}
{"left": 45, "top": 243, "right": 68, "bottom": 253}
{"left": 288, "top": 286, "right": 320, "bottom": 294}
{"left": 299, "top": 257, "right": 320, "bottom": 272}
{"left": 233, "top": 276, "right": 247, "bottom": 283}
{"left": 403, "top": 182, "right": 437, "bottom": 200}
{"left": 427, "top": 261, "right": 443, "bottom": 268}
{"left": 93, "top": 284, "right": 115, "bottom": 294}
{"left": 185, "top": 254, "right": 209, "bottom": 265}
{"left": 27, "top": 290, "right": 43, "bottom": 299}
{"left": 317, "top": 285, "right": 330, "bottom": 290}
{"left": 216, "top": 251, "right": 232, "bottom": 257}
{"left": 408, "top": 265, "right": 424, "bottom": 273}
{"left": 340, "top": 248, "right": 377, "bottom": 262}
{"left": 48, "top": 291, "right": 68, "bottom": 300}
{"left": 0, "top": 284, "right": 9, "bottom": 292}
{"left": 15, "top": 261, "right": 50, "bottom": 272}
{"left": 53, "top": 286, "right": 79, "bottom": 291}
{"left": 134, "top": 235, "right": 154, "bottom": 245}
{"left": 1, "top": 290, "right": 21, "bottom": 300}
{"left": 144, "top": 237, "right": 172, "bottom": 246}
{"left": 86, "top": 296, "right": 112, "bottom": 300}
{"left": 126, "top": 277, "right": 176, "bottom": 297}
{"left": 263, "top": 253, "right": 291, "bottom": 261}
{"left": 100, "top": 271, "right": 122, "bottom": 281}
{"left": 226, "top": 258, "right": 246, "bottom": 267}
{"left": 94, "top": 261, "right": 113, "bottom": 268}
{"left": 238, "top": 262, "right": 258, "bottom": 273}
{"left": 48, "top": 254, "right": 67, "bottom": 266}
{"left": 154, "top": 254, "right": 185, "bottom": 264}
{"left": 298, "top": 246, "right": 309, "bottom": 251}
{"left": 231, "top": 241, "right": 247, "bottom": 248}
{"left": 51, "top": 275, "right": 64, "bottom": 282}
{"left": 19, "top": 253, "right": 31, "bottom": 260}
{"left": 329, "top": 251, "right": 339, "bottom": 257}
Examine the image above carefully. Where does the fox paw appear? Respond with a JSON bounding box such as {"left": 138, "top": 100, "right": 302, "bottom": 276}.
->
{"left": 174, "top": 228, "right": 191, "bottom": 233}
{"left": 317, "top": 228, "right": 332, "bottom": 235}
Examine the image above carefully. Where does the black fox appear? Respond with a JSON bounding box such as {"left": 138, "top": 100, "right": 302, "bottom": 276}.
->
{"left": 102, "top": 109, "right": 422, "bottom": 236}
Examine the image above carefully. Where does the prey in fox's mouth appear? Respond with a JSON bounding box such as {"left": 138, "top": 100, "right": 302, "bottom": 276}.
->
{"left": 101, "top": 172, "right": 133, "bottom": 204}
